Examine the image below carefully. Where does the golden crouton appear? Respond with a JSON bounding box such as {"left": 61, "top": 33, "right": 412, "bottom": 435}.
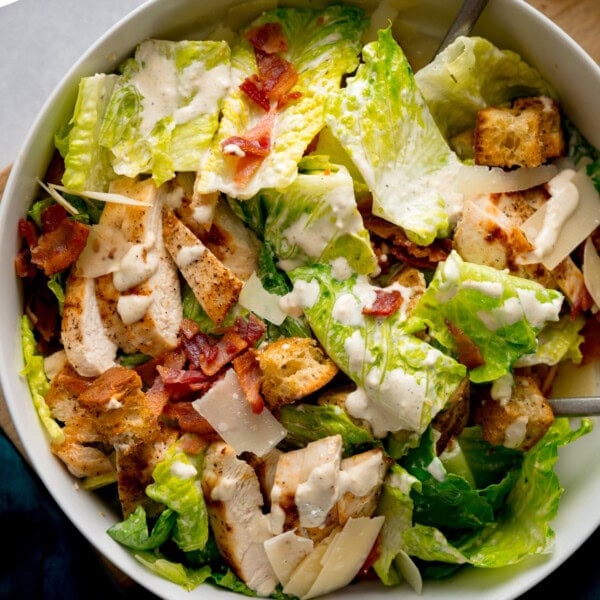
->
{"left": 473, "top": 96, "right": 565, "bottom": 168}
{"left": 472, "top": 375, "right": 554, "bottom": 451}
{"left": 258, "top": 337, "right": 338, "bottom": 408}
{"left": 512, "top": 96, "right": 565, "bottom": 158}
{"left": 432, "top": 377, "right": 470, "bottom": 454}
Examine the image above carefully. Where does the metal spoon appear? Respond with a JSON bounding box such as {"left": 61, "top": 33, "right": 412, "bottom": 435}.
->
{"left": 548, "top": 396, "right": 600, "bottom": 417}
{"left": 435, "top": 0, "right": 490, "bottom": 56}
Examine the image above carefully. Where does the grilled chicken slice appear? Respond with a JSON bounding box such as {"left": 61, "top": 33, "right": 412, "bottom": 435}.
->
{"left": 454, "top": 189, "right": 592, "bottom": 311}
{"left": 162, "top": 206, "right": 243, "bottom": 326}
{"left": 94, "top": 177, "right": 182, "bottom": 356}
{"left": 61, "top": 271, "right": 118, "bottom": 377}
{"left": 202, "top": 442, "right": 278, "bottom": 596}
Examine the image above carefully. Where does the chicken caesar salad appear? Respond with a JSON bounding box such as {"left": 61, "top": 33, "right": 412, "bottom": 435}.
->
{"left": 14, "top": 2, "right": 600, "bottom": 598}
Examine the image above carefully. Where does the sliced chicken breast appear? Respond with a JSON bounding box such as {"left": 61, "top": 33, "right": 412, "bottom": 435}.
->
{"left": 202, "top": 442, "right": 278, "bottom": 596}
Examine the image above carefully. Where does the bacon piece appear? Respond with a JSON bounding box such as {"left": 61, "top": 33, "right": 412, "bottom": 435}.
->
{"left": 445, "top": 320, "right": 485, "bottom": 370}
{"left": 362, "top": 211, "right": 451, "bottom": 270}
{"left": 255, "top": 50, "right": 298, "bottom": 102}
{"left": 30, "top": 218, "right": 90, "bottom": 276}
{"left": 163, "top": 402, "right": 216, "bottom": 435}
{"left": 41, "top": 204, "right": 69, "bottom": 233}
{"left": 157, "top": 365, "right": 217, "bottom": 400}
{"left": 244, "top": 22, "right": 288, "bottom": 54}
{"left": 362, "top": 289, "right": 403, "bottom": 317}
{"left": 239, "top": 75, "right": 271, "bottom": 112}
{"left": 18, "top": 218, "right": 38, "bottom": 247}
{"left": 234, "top": 313, "right": 266, "bottom": 346}
{"left": 233, "top": 350, "right": 265, "bottom": 414}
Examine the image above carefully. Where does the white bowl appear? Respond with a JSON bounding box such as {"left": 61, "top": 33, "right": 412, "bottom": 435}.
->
{"left": 1, "top": 1, "right": 599, "bottom": 599}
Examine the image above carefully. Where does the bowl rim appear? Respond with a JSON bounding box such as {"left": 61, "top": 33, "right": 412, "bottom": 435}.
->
{"left": 1, "top": 1, "right": 599, "bottom": 599}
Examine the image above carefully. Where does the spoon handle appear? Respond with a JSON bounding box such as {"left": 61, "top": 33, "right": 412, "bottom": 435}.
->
{"left": 548, "top": 396, "right": 600, "bottom": 417}
{"left": 435, "top": 0, "right": 490, "bottom": 55}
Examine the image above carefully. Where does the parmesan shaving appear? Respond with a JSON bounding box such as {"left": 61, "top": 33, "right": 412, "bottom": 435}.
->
{"left": 583, "top": 237, "right": 600, "bottom": 309}
{"left": 239, "top": 272, "right": 287, "bottom": 325}
{"left": 49, "top": 183, "right": 153, "bottom": 207}
{"left": 455, "top": 164, "right": 557, "bottom": 197}
{"left": 519, "top": 168, "right": 600, "bottom": 270}
{"left": 37, "top": 179, "right": 79, "bottom": 215}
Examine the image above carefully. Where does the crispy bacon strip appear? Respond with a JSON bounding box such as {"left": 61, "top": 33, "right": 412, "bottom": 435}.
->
{"left": 157, "top": 366, "right": 217, "bottom": 400}
{"left": 239, "top": 76, "right": 270, "bottom": 112}
{"left": 363, "top": 289, "right": 403, "bottom": 317}
{"left": 162, "top": 402, "right": 216, "bottom": 435}
{"left": 445, "top": 320, "right": 485, "bottom": 369}
{"left": 255, "top": 50, "right": 298, "bottom": 102}
{"left": 244, "top": 22, "right": 288, "bottom": 54}
{"left": 233, "top": 350, "right": 265, "bottom": 414}
{"left": 30, "top": 217, "right": 90, "bottom": 275}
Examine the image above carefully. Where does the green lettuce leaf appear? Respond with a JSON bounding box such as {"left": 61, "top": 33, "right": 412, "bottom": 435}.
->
{"left": 373, "top": 464, "right": 421, "bottom": 586}
{"left": 326, "top": 27, "right": 460, "bottom": 245}
{"left": 57, "top": 73, "right": 119, "bottom": 191}
{"left": 407, "top": 250, "right": 564, "bottom": 383}
{"left": 515, "top": 313, "right": 585, "bottom": 367}
{"left": 415, "top": 36, "right": 557, "bottom": 140}
{"left": 278, "top": 403, "right": 376, "bottom": 456}
{"left": 236, "top": 163, "right": 376, "bottom": 275}
{"left": 134, "top": 551, "right": 212, "bottom": 591}
{"left": 107, "top": 506, "right": 177, "bottom": 550}
{"left": 459, "top": 417, "right": 593, "bottom": 567}
{"left": 196, "top": 4, "right": 367, "bottom": 199}
{"left": 100, "top": 39, "right": 230, "bottom": 186}
{"left": 20, "top": 315, "right": 64, "bottom": 443}
{"left": 145, "top": 443, "right": 209, "bottom": 553}
{"left": 289, "top": 263, "right": 466, "bottom": 436}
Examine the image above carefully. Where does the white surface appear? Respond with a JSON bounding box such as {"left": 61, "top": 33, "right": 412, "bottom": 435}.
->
{"left": 0, "top": 0, "right": 145, "bottom": 169}
{"left": 1, "top": 1, "right": 600, "bottom": 600}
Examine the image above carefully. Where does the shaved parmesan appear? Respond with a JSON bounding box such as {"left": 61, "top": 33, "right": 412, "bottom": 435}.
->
{"left": 264, "top": 531, "right": 314, "bottom": 586}
{"left": 192, "top": 369, "right": 287, "bottom": 457}
{"left": 50, "top": 182, "right": 153, "bottom": 207}
{"left": 76, "top": 224, "right": 131, "bottom": 278}
{"left": 520, "top": 168, "right": 600, "bottom": 270}
{"left": 282, "top": 537, "right": 331, "bottom": 599}
{"left": 239, "top": 272, "right": 287, "bottom": 325}
{"left": 583, "top": 237, "right": 600, "bottom": 309}
{"left": 302, "top": 516, "right": 385, "bottom": 600}
{"left": 455, "top": 164, "right": 557, "bottom": 197}
{"left": 38, "top": 179, "right": 79, "bottom": 215}
{"left": 395, "top": 549, "right": 423, "bottom": 594}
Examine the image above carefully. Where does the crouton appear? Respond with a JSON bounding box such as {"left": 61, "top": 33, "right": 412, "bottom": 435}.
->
{"left": 258, "top": 337, "right": 338, "bottom": 409}
{"left": 472, "top": 375, "right": 554, "bottom": 451}
{"left": 473, "top": 96, "right": 565, "bottom": 168}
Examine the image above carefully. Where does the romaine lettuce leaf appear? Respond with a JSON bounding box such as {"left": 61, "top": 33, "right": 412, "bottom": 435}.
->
{"left": 515, "top": 313, "right": 585, "bottom": 367}
{"left": 235, "top": 163, "right": 377, "bottom": 275}
{"left": 134, "top": 551, "right": 212, "bottom": 591}
{"left": 20, "top": 315, "right": 64, "bottom": 443}
{"left": 407, "top": 250, "right": 564, "bottom": 383}
{"left": 100, "top": 39, "right": 230, "bottom": 186}
{"left": 288, "top": 263, "right": 466, "bottom": 436}
{"left": 57, "top": 74, "right": 119, "bottom": 191}
{"left": 145, "top": 443, "right": 209, "bottom": 553}
{"left": 279, "top": 403, "right": 376, "bottom": 456}
{"left": 107, "top": 505, "right": 177, "bottom": 550}
{"left": 326, "top": 27, "right": 460, "bottom": 245}
{"left": 195, "top": 4, "right": 367, "bottom": 199}
{"left": 459, "top": 417, "right": 593, "bottom": 567}
{"left": 415, "top": 36, "right": 557, "bottom": 140}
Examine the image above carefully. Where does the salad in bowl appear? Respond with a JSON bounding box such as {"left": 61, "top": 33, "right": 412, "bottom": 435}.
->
{"left": 5, "top": 0, "right": 600, "bottom": 598}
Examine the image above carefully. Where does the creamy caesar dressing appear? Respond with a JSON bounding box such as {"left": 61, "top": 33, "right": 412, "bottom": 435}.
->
{"left": 113, "top": 244, "right": 160, "bottom": 291}
{"left": 280, "top": 279, "right": 321, "bottom": 317}
{"left": 491, "top": 373, "right": 514, "bottom": 405}
{"left": 503, "top": 415, "right": 529, "bottom": 449}
{"left": 117, "top": 293, "right": 153, "bottom": 325}
{"left": 296, "top": 462, "right": 339, "bottom": 528}
{"left": 526, "top": 168, "right": 579, "bottom": 261}
{"left": 176, "top": 243, "right": 206, "bottom": 268}
{"left": 339, "top": 452, "right": 383, "bottom": 497}
{"left": 130, "top": 40, "right": 231, "bottom": 136}
{"left": 170, "top": 460, "right": 198, "bottom": 480}
{"left": 461, "top": 280, "right": 504, "bottom": 298}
